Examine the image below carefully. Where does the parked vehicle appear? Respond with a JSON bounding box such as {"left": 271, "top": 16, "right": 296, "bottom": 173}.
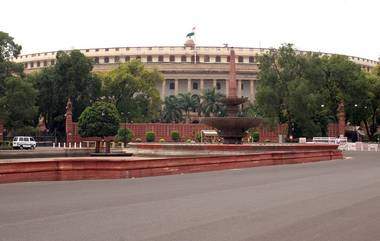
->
{"left": 12, "top": 136, "right": 37, "bottom": 150}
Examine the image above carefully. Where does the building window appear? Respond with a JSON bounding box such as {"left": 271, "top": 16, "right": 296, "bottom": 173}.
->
{"left": 158, "top": 55, "right": 164, "bottom": 62}
{"left": 249, "top": 56, "right": 254, "bottom": 63}
{"left": 105, "top": 48, "right": 109, "bottom": 52}
{"left": 126, "top": 47, "right": 130, "bottom": 51}
{"left": 204, "top": 55, "right": 210, "bottom": 62}
{"left": 215, "top": 56, "right": 221, "bottom": 63}
{"left": 193, "top": 82, "right": 198, "bottom": 90}
{"left": 115, "top": 48, "right": 119, "bottom": 51}
{"left": 147, "top": 55, "right": 152, "bottom": 62}
{"left": 181, "top": 55, "right": 187, "bottom": 62}
{"left": 227, "top": 56, "right": 230, "bottom": 62}
{"left": 43, "top": 61, "right": 47, "bottom": 67}
{"left": 51, "top": 60, "right": 55, "bottom": 65}
{"left": 37, "top": 61, "right": 40, "bottom": 67}
{"left": 238, "top": 56, "right": 244, "bottom": 63}
{"left": 94, "top": 57, "right": 99, "bottom": 64}
{"left": 86, "top": 49, "right": 89, "bottom": 52}
{"left": 44, "top": 53, "right": 47, "bottom": 56}
{"left": 241, "top": 83, "right": 244, "bottom": 90}
{"left": 115, "top": 56, "right": 120, "bottom": 63}
{"left": 191, "top": 55, "right": 200, "bottom": 63}
{"left": 31, "top": 62, "right": 34, "bottom": 68}
{"left": 24, "top": 63, "right": 28, "bottom": 69}
{"left": 169, "top": 82, "right": 175, "bottom": 90}
{"left": 95, "top": 49, "right": 99, "bottom": 52}
{"left": 104, "top": 57, "right": 109, "bottom": 63}
{"left": 136, "top": 56, "right": 141, "bottom": 60}
{"left": 169, "top": 55, "right": 175, "bottom": 62}
{"left": 125, "top": 56, "right": 130, "bottom": 62}
{"left": 216, "top": 82, "right": 221, "bottom": 90}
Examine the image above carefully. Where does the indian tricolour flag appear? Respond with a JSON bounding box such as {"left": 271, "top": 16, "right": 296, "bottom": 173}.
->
{"left": 186, "top": 27, "right": 196, "bottom": 37}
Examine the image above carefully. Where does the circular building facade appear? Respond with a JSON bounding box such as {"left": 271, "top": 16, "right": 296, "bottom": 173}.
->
{"left": 12, "top": 42, "right": 379, "bottom": 101}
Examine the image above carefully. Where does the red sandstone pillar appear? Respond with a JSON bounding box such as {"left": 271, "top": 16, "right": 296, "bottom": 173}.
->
{"left": 65, "top": 98, "right": 74, "bottom": 144}
{"left": 338, "top": 101, "right": 345, "bottom": 137}
{"left": 228, "top": 48, "right": 237, "bottom": 98}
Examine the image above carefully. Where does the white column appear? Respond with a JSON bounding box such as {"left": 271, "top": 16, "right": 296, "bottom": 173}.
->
{"left": 213, "top": 79, "right": 217, "bottom": 89}
{"left": 161, "top": 79, "right": 166, "bottom": 100}
{"left": 174, "top": 79, "right": 179, "bottom": 95}
{"left": 187, "top": 79, "right": 191, "bottom": 93}
{"left": 200, "top": 79, "right": 205, "bottom": 93}
{"left": 253, "top": 79, "right": 256, "bottom": 102}
{"left": 225, "top": 79, "right": 229, "bottom": 96}
{"left": 250, "top": 79, "right": 254, "bottom": 102}
{"left": 237, "top": 79, "right": 242, "bottom": 97}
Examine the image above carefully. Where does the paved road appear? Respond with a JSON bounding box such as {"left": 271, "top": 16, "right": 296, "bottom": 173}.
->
{"left": 0, "top": 151, "right": 380, "bottom": 241}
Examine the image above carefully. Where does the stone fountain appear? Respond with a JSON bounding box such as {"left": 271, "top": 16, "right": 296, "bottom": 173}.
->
{"left": 201, "top": 48, "right": 262, "bottom": 144}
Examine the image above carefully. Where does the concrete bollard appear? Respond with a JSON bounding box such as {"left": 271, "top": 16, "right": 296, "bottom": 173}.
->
{"left": 74, "top": 143, "right": 77, "bottom": 149}
{"left": 68, "top": 143, "right": 72, "bottom": 148}
{"left": 53, "top": 143, "right": 55, "bottom": 148}
{"left": 63, "top": 143, "right": 66, "bottom": 148}
{"left": 58, "top": 142, "right": 61, "bottom": 148}
{"left": 79, "top": 142, "right": 82, "bottom": 148}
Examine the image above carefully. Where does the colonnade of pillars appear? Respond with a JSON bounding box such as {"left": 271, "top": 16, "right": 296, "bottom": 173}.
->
{"left": 161, "top": 79, "right": 257, "bottom": 101}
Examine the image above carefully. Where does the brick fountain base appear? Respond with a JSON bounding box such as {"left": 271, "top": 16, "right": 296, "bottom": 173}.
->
{"left": 0, "top": 143, "right": 342, "bottom": 184}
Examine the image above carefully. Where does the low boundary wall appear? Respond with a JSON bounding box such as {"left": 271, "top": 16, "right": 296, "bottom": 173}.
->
{"left": 0, "top": 150, "right": 343, "bottom": 184}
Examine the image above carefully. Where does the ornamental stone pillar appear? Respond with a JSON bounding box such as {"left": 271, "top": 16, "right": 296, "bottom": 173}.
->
{"left": 65, "top": 98, "right": 74, "bottom": 144}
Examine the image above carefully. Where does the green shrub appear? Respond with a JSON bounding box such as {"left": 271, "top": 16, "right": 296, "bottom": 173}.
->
{"left": 115, "top": 128, "right": 134, "bottom": 144}
{"left": 159, "top": 138, "right": 165, "bottom": 142}
{"left": 251, "top": 131, "right": 260, "bottom": 142}
{"left": 145, "top": 131, "right": 155, "bottom": 142}
{"left": 195, "top": 132, "right": 202, "bottom": 142}
{"left": 186, "top": 139, "right": 192, "bottom": 143}
{"left": 264, "top": 139, "right": 271, "bottom": 143}
{"left": 171, "top": 131, "right": 180, "bottom": 142}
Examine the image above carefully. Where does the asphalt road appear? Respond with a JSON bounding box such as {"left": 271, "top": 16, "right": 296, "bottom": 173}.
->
{"left": 1, "top": 151, "right": 380, "bottom": 241}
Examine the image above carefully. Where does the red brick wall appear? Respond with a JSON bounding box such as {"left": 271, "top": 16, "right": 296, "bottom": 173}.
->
{"left": 71, "top": 122, "right": 288, "bottom": 143}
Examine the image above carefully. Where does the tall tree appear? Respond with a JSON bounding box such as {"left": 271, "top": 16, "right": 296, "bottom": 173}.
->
{"left": 161, "top": 95, "right": 183, "bottom": 123}
{"left": 0, "top": 31, "right": 23, "bottom": 93}
{"left": 256, "top": 44, "right": 364, "bottom": 138}
{"left": 0, "top": 31, "right": 38, "bottom": 134}
{"left": 102, "top": 60, "right": 162, "bottom": 123}
{"left": 200, "top": 88, "right": 225, "bottom": 117}
{"left": 0, "top": 76, "right": 37, "bottom": 134}
{"left": 31, "top": 50, "right": 101, "bottom": 139}
{"left": 177, "top": 93, "right": 200, "bottom": 123}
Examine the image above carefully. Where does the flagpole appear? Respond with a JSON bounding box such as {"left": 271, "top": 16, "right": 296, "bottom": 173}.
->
{"left": 194, "top": 29, "right": 196, "bottom": 65}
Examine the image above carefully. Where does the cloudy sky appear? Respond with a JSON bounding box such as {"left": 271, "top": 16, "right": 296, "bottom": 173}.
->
{"left": 1, "top": 0, "right": 379, "bottom": 60}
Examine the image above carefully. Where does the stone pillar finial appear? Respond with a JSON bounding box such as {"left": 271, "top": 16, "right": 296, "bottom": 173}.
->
{"left": 65, "top": 98, "right": 74, "bottom": 144}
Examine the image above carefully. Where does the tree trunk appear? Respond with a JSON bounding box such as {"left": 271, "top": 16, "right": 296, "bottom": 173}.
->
{"left": 95, "top": 140, "right": 100, "bottom": 153}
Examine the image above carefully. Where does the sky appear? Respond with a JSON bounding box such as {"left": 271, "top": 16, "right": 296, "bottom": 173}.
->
{"left": 1, "top": 0, "right": 379, "bottom": 61}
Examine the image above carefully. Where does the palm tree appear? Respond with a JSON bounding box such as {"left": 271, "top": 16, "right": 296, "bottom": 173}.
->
{"left": 161, "top": 95, "right": 183, "bottom": 123}
{"left": 178, "top": 93, "right": 201, "bottom": 123}
{"left": 201, "top": 88, "right": 226, "bottom": 117}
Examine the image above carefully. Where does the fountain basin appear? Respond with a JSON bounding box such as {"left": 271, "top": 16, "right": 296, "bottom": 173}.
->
{"left": 201, "top": 117, "right": 262, "bottom": 144}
